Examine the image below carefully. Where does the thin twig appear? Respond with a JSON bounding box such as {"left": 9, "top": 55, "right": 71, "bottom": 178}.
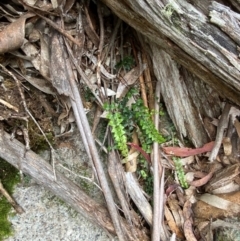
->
{"left": 209, "top": 103, "right": 231, "bottom": 161}
{"left": 152, "top": 79, "right": 161, "bottom": 241}
{"left": 83, "top": 4, "right": 100, "bottom": 47}
{"left": 138, "top": 52, "right": 148, "bottom": 108}
{"left": 57, "top": 163, "right": 102, "bottom": 191}
{"left": 96, "top": 2, "right": 106, "bottom": 101}
{"left": 0, "top": 180, "right": 24, "bottom": 214}
{"left": 0, "top": 98, "right": 19, "bottom": 112}
{"left": 102, "top": 18, "right": 121, "bottom": 62}
{"left": 64, "top": 41, "right": 126, "bottom": 241}
{"left": 64, "top": 57, "right": 99, "bottom": 184}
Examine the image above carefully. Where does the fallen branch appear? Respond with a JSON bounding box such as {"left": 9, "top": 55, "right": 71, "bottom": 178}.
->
{"left": 0, "top": 128, "right": 149, "bottom": 241}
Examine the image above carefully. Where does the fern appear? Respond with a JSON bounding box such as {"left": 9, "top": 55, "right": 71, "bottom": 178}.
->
{"left": 132, "top": 99, "right": 165, "bottom": 153}
{"left": 104, "top": 103, "right": 129, "bottom": 157}
{"left": 104, "top": 88, "right": 165, "bottom": 158}
{"left": 173, "top": 157, "right": 188, "bottom": 189}
{"left": 115, "top": 56, "right": 135, "bottom": 71}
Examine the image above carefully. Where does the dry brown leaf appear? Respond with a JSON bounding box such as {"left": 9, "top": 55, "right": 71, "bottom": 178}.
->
{"left": 194, "top": 192, "right": 240, "bottom": 220}
{"left": 183, "top": 200, "right": 197, "bottom": 241}
{"left": 199, "top": 193, "right": 240, "bottom": 213}
{"left": 163, "top": 141, "right": 215, "bottom": 157}
{"left": 164, "top": 205, "right": 184, "bottom": 239}
{"left": 212, "top": 182, "right": 239, "bottom": 194}
{"left": 21, "top": 38, "right": 41, "bottom": 70}
{"left": 50, "top": 30, "right": 71, "bottom": 96}
{"left": 125, "top": 172, "right": 153, "bottom": 226}
{"left": 40, "top": 35, "right": 51, "bottom": 80}
{"left": 190, "top": 170, "right": 214, "bottom": 187}
{"left": 168, "top": 198, "right": 183, "bottom": 228}
{"left": 84, "top": 52, "right": 116, "bottom": 79}
{"left": 25, "top": 76, "right": 56, "bottom": 95}
{"left": 116, "top": 65, "right": 146, "bottom": 99}
{"left": 222, "top": 137, "right": 232, "bottom": 156}
{"left": 125, "top": 130, "right": 139, "bottom": 172}
{"left": 183, "top": 219, "right": 197, "bottom": 241}
{"left": 205, "top": 164, "right": 240, "bottom": 193}
{"left": 24, "top": 0, "right": 38, "bottom": 5}
{"left": 0, "top": 13, "right": 34, "bottom": 54}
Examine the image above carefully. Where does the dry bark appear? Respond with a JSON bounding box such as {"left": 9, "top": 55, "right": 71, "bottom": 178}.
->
{"left": 100, "top": 0, "right": 240, "bottom": 107}
{"left": 150, "top": 44, "right": 221, "bottom": 146}
{"left": 0, "top": 128, "right": 149, "bottom": 241}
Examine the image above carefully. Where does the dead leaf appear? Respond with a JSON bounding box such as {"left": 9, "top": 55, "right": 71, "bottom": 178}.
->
{"left": 183, "top": 200, "right": 197, "bottom": 241}
{"left": 162, "top": 141, "right": 215, "bottom": 157}
{"left": 0, "top": 13, "right": 34, "bottom": 54}
{"left": 116, "top": 65, "right": 146, "bottom": 99}
{"left": 180, "top": 156, "right": 195, "bottom": 165}
{"left": 63, "top": 0, "right": 76, "bottom": 13}
{"left": 165, "top": 184, "right": 179, "bottom": 196}
{"left": 25, "top": 76, "right": 56, "bottom": 95}
{"left": 84, "top": 51, "right": 116, "bottom": 79}
{"left": 165, "top": 205, "right": 184, "bottom": 239}
{"left": 40, "top": 34, "right": 51, "bottom": 80}
{"left": 21, "top": 38, "right": 41, "bottom": 71}
{"left": 194, "top": 192, "right": 240, "bottom": 220}
{"left": 50, "top": 30, "right": 71, "bottom": 96}
{"left": 205, "top": 164, "right": 240, "bottom": 193}
{"left": 125, "top": 130, "right": 139, "bottom": 172}
{"left": 183, "top": 219, "right": 197, "bottom": 241}
{"left": 127, "top": 142, "right": 151, "bottom": 163}
{"left": 212, "top": 182, "right": 240, "bottom": 194}
{"left": 168, "top": 198, "right": 183, "bottom": 228}
{"left": 222, "top": 137, "right": 232, "bottom": 156}
{"left": 190, "top": 171, "right": 214, "bottom": 187}
{"left": 198, "top": 193, "right": 240, "bottom": 213}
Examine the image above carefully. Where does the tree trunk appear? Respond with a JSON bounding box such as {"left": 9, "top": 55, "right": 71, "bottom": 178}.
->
{"left": 100, "top": 0, "right": 240, "bottom": 107}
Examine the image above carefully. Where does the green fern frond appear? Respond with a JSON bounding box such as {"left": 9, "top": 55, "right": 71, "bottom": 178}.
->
{"left": 104, "top": 88, "right": 165, "bottom": 157}
{"left": 173, "top": 157, "right": 189, "bottom": 189}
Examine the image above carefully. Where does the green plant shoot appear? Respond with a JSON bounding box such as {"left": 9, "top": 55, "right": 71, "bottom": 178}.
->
{"left": 104, "top": 88, "right": 166, "bottom": 158}
{"left": 173, "top": 157, "right": 188, "bottom": 189}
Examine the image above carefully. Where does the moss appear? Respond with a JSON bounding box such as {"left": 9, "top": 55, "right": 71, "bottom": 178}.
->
{"left": 0, "top": 158, "right": 20, "bottom": 241}
{"left": 161, "top": 3, "right": 175, "bottom": 19}
{"left": 0, "top": 198, "right": 13, "bottom": 240}
{"left": 29, "top": 132, "right": 54, "bottom": 153}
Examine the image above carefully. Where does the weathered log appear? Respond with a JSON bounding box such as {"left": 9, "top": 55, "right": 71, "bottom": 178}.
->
{"left": 100, "top": 0, "right": 240, "bottom": 107}
{"left": 229, "top": 0, "right": 240, "bottom": 12}
{"left": 150, "top": 43, "right": 221, "bottom": 146}
{"left": 0, "top": 129, "right": 149, "bottom": 241}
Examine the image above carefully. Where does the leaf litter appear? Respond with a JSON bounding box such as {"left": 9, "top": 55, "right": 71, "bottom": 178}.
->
{"left": 0, "top": 1, "right": 240, "bottom": 241}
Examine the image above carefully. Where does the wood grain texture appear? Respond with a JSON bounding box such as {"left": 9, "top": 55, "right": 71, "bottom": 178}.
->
{"left": 100, "top": 0, "right": 240, "bottom": 106}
